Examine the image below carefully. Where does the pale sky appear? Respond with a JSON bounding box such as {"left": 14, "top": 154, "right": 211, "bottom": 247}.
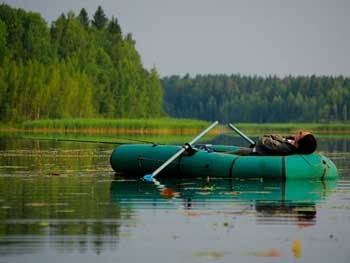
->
{"left": 3, "top": 0, "right": 350, "bottom": 77}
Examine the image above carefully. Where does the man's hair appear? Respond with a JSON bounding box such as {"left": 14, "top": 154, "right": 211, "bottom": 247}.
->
{"left": 297, "top": 134, "right": 317, "bottom": 154}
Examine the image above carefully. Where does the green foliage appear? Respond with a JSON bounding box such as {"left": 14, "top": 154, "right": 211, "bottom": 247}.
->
{"left": 1, "top": 4, "right": 348, "bottom": 125}
{"left": 78, "top": 8, "right": 89, "bottom": 28}
{"left": 92, "top": 5, "right": 108, "bottom": 30}
{"left": 22, "top": 11, "right": 51, "bottom": 62}
{"left": 19, "top": 118, "right": 209, "bottom": 130}
{"left": 0, "top": 4, "right": 164, "bottom": 123}
{"left": 162, "top": 75, "right": 350, "bottom": 123}
{"left": 0, "top": 19, "right": 8, "bottom": 61}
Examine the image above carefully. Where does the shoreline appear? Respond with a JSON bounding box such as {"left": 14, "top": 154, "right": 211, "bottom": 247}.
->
{"left": 1, "top": 118, "right": 350, "bottom": 135}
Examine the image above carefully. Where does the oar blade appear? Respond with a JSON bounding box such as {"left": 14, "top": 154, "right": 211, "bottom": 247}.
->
{"left": 144, "top": 174, "right": 155, "bottom": 181}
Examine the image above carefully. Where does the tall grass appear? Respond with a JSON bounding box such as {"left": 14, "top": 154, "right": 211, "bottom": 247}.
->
{"left": 15, "top": 118, "right": 215, "bottom": 144}
{"left": 18, "top": 118, "right": 210, "bottom": 131}
{"left": 6, "top": 118, "right": 350, "bottom": 135}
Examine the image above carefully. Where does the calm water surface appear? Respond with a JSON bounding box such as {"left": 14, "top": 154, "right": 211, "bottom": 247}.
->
{"left": 0, "top": 135, "right": 350, "bottom": 263}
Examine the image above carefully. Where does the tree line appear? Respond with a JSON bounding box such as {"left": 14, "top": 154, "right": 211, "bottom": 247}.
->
{"left": 0, "top": 4, "right": 163, "bottom": 123}
{"left": 1, "top": 4, "right": 349, "bottom": 124}
{"left": 162, "top": 74, "right": 350, "bottom": 123}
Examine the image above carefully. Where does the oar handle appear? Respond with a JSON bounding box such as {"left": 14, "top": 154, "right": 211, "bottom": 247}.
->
{"left": 144, "top": 121, "right": 219, "bottom": 181}
{"left": 189, "top": 121, "right": 219, "bottom": 145}
{"left": 228, "top": 123, "right": 255, "bottom": 146}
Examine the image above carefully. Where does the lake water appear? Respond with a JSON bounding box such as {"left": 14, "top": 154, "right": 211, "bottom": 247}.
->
{"left": 0, "top": 135, "right": 350, "bottom": 263}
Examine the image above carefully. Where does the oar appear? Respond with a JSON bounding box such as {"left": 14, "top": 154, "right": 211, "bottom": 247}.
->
{"left": 22, "top": 137, "right": 155, "bottom": 145}
{"left": 228, "top": 123, "right": 255, "bottom": 146}
{"left": 143, "top": 121, "right": 219, "bottom": 181}
{"left": 24, "top": 137, "right": 126, "bottom": 144}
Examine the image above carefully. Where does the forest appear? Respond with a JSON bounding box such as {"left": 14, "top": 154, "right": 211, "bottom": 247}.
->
{"left": 1, "top": 4, "right": 350, "bottom": 124}
{"left": 162, "top": 74, "right": 350, "bottom": 123}
{"left": 0, "top": 4, "right": 163, "bottom": 123}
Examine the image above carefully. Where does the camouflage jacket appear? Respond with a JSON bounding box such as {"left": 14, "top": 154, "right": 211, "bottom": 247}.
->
{"left": 255, "top": 134, "right": 297, "bottom": 156}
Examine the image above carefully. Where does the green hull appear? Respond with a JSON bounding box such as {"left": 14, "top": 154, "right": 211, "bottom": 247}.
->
{"left": 110, "top": 144, "right": 338, "bottom": 180}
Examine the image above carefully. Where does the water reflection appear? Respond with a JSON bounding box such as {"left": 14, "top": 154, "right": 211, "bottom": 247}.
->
{"left": 0, "top": 177, "right": 120, "bottom": 255}
{"left": 0, "top": 135, "right": 349, "bottom": 262}
{"left": 111, "top": 178, "right": 337, "bottom": 226}
{"left": 0, "top": 176, "right": 337, "bottom": 256}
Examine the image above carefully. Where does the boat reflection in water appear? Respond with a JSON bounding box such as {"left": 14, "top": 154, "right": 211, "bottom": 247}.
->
{"left": 111, "top": 177, "right": 337, "bottom": 227}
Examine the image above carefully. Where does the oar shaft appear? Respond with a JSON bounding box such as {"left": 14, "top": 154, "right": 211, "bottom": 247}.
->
{"left": 150, "top": 146, "right": 186, "bottom": 177}
{"left": 189, "top": 121, "right": 219, "bottom": 145}
{"left": 144, "top": 121, "right": 219, "bottom": 180}
{"left": 151, "top": 121, "right": 218, "bottom": 177}
{"left": 228, "top": 123, "right": 255, "bottom": 145}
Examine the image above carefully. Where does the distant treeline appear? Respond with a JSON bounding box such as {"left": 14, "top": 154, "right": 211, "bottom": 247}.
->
{"left": 162, "top": 74, "right": 350, "bottom": 123}
{"left": 2, "top": 4, "right": 349, "bottom": 125}
{"left": 0, "top": 4, "right": 163, "bottom": 123}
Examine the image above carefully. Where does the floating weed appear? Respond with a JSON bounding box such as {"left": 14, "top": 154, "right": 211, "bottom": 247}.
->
{"left": 185, "top": 211, "right": 211, "bottom": 217}
{"left": 197, "top": 191, "right": 212, "bottom": 195}
{"left": 55, "top": 209, "right": 75, "bottom": 213}
{"left": 292, "top": 239, "right": 302, "bottom": 259}
{"left": 223, "top": 221, "right": 230, "bottom": 227}
{"left": 186, "top": 211, "right": 203, "bottom": 217}
{"left": 233, "top": 211, "right": 257, "bottom": 216}
{"left": 25, "top": 202, "right": 48, "bottom": 207}
{"left": 242, "top": 248, "right": 283, "bottom": 258}
{"left": 193, "top": 250, "right": 229, "bottom": 259}
{"left": 329, "top": 204, "right": 350, "bottom": 210}
{"left": 328, "top": 233, "right": 339, "bottom": 241}
{"left": 202, "top": 185, "right": 216, "bottom": 191}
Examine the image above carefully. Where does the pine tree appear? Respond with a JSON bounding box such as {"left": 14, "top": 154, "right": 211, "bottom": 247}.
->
{"left": 0, "top": 19, "right": 8, "bottom": 62}
{"left": 107, "top": 16, "right": 122, "bottom": 43}
{"left": 78, "top": 8, "right": 89, "bottom": 28}
{"left": 92, "top": 6, "right": 108, "bottom": 30}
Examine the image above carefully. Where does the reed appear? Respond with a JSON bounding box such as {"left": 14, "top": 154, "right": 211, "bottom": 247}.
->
{"left": 21, "top": 132, "right": 200, "bottom": 145}
{"left": 4, "top": 118, "right": 350, "bottom": 136}
{"left": 3, "top": 119, "right": 350, "bottom": 145}
{"left": 18, "top": 118, "right": 209, "bottom": 131}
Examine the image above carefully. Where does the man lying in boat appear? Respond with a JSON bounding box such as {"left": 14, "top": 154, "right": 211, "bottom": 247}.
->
{"left": 231, "top": 130, "right": 317, "bottom": 156}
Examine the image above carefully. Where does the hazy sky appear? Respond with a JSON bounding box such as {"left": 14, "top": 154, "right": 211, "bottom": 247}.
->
{"left": 3, "top": 0, "right": 350, "bottom": 77}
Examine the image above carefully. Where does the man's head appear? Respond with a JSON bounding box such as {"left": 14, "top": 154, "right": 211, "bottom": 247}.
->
{"left": 295, "top": 131, "right": 317, "bottom": 154}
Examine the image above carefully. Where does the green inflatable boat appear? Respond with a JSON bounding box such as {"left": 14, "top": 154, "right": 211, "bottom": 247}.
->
{"left": 110, "top": 143, "right": 338, "bottom": 180}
